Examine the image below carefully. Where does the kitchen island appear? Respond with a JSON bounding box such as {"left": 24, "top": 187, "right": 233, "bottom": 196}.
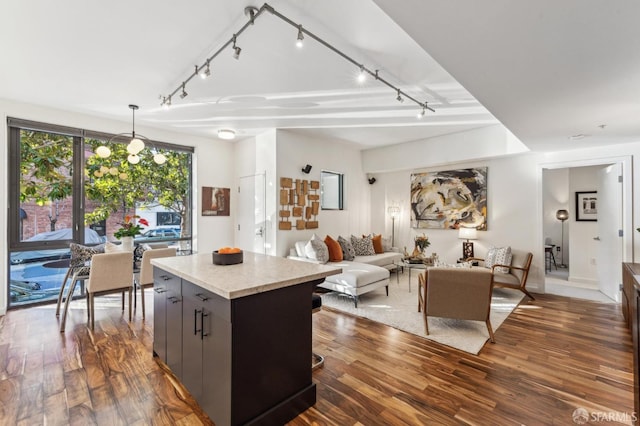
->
{"left": 151, "top": 252, "right": 341, "bottom": 426}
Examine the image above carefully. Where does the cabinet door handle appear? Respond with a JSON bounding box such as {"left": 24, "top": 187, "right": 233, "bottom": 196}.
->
{"left": 194, "top": 309, "right": 202, "bottom": 335}
{"left": 154, "top": 287, "right": 166, "bottom": 294}
{"left": 160, "top": 275, "right": 172, "bottom": 281}
{"left": 167, "top": 296, "right": 180, "bottom": 304}
{"left": 195, "top": 293, "right": 209, "bottom": 302}
{"left": 201, "top": 312, "right": 209, "bottom": 340}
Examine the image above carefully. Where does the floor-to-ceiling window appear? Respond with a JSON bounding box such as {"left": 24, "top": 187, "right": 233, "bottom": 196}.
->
{"left": 7, "top": 118, "right": 193, "bottom": 308}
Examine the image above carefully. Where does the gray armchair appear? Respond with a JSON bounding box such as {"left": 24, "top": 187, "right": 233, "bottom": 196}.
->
{"left": 418, "top": 267, "right": 495, "bottom": 343}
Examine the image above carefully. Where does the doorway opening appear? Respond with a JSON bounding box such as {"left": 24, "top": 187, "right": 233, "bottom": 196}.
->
{"left": 540, "top": 157, "right": 631, "bottom": 303}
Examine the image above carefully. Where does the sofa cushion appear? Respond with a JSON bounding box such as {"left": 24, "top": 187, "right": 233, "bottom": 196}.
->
{"left": 337, "top": 236, "right": 355, "bottom": 260}
{"left": 324, "top": 235, "right": 343, "bottom": 262}
{"left": 353, "top": 251, "right": 403, "bottom": 267}
{"left": 485, "top": 246, "right": 512, "bottom": 273}
{"left": 305, "top": 234, "right": 329, "bottom": 263}
{"left": 324, "top": 262, "right": 389, "bottom": 288}
{"left": 381, "top": 236, "right": 392, "bottom": 252}
{"left": 351, "top": 235, "right": 375, "bottom": 256}
{"left": 294, "top": 241, "right": 307, "bottom": 257}
{"left": 371, "top": 234, "right": 384, "bottom": 254}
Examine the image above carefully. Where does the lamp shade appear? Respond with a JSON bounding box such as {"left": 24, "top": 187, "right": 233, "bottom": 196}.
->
{"left": 556, "top": 209, "right": 569, "bottom": 221}
{"left": 458, "top": 227, "right": 477, "bottom": 240}
{"left": 387, "top": 206, "right": 400, "bottom": 218}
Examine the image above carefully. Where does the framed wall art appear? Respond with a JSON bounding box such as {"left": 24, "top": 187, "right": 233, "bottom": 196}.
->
{"left": 575, "top": 191, "right": 597, "bottom": 221}
{"left": 410, "top": 167, "right": 487, "bottom": 230}
{"left": 202, "top": 186, "right": 230, "bottom": 216}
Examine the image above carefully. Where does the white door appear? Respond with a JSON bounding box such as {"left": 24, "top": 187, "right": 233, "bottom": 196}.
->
{"left": 237, "top": 173, "right": 266, "bottom": 254}
{"left": 596, "top": 163, "right": 623, "bottom": 301}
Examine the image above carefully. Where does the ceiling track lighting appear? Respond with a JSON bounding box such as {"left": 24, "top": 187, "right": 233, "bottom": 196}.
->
{"left": 232, "top": 34, "right": 242, "bottom": 59}
{"left": 179, "top": 83, "right": 188, "bottom": 99}
{"left": 159, "top": 3, "right": 435, "bottom": 118}
{"left": 199, "top": 61, "right": 211, "bottom": 79}
{"left": 296, "top": 24, "right": 304, "bottom": 48}
{"left": 94, "top": 104, "right": 167, "bottom": 165}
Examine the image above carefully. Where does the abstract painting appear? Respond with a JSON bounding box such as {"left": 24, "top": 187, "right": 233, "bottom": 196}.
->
{"left": 202, "top": 186, "right": 230, "bottom": 216}
{"left": 410, "top": 167, "right": 487, "bottom": 230}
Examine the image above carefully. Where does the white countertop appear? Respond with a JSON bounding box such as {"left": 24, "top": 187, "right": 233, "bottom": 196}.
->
{"left": 151, "top": 252, "right": 342, "bottom": 299}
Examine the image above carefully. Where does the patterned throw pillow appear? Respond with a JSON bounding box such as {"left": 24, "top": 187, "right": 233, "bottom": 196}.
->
{"left": 324, "top": 235, "right": 343, "bottom": 262}
{"left": 350, "top": 235, "right": 376, "bottom": 256}
{"left": 305, "top": 234, "right": 329, "bottom": 263}
{"left": 485, "top": 246, "right": 512, "bottom": 273}
{"left": 69, "top": 243, "right": 104, "bottom": 268}
{"left": 337, "top": 236, "right": 355, "bottom": 261}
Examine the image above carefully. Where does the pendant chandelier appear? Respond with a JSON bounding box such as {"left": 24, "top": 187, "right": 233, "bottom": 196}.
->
{"left": 95, "top": 104, "right": 166, "bottom": 165}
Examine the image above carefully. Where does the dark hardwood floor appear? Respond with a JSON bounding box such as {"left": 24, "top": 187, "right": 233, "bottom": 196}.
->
{"left": 0, "top": 290, "right": 633, "bottom": 425}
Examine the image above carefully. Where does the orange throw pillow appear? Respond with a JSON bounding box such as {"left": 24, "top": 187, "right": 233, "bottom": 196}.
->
{"left": 324, "top": 235, "right": 343, "bottom": 262}
{"left": 371, "top": 234, "right": 384, "bottom": 254}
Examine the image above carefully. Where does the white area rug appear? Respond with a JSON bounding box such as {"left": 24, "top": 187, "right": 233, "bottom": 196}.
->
{"left": 320, "top": 274, "right": 525, "bottom": 355}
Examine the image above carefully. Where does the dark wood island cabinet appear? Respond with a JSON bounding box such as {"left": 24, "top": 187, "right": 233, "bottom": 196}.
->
{"left": 622, "top": 262, "right": 640, "bottom": 423}
{"left": 152, "top": 252, "right": 340, "bottom": 426}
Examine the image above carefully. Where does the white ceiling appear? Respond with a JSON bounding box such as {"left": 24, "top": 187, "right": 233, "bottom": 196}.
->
{"left": 1, "top": 0, "right": 639, "bottom": 152}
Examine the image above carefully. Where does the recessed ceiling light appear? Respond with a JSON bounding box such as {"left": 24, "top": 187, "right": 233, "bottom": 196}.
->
{"left": 218, "top": 129, "right": 236, "bottom": 140}
{"left": 568, "top": 134, "right": 590, "bottom": 141}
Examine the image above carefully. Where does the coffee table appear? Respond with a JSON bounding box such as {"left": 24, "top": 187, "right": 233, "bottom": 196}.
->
{"left": 401, "top": 260, "right": 431, "bottom": 292}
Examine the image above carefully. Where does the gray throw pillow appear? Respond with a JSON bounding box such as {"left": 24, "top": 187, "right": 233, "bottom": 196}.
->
{"left": 305, "top": 234, "right": 329, "bottom": 263}
{"left": 350, "top": 235, "right": 375, "bottom": 256}
{"left": 337, "top": 236, "right": 355, "bottom": 261}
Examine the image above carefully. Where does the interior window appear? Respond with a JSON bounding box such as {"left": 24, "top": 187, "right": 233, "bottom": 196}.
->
{"left": 320, "top": 170, "right": 344, "bottom": 210}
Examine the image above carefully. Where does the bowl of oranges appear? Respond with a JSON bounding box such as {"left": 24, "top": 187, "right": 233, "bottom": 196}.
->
{"left": 212, "top": 247, "right": 243, "bottom": 265}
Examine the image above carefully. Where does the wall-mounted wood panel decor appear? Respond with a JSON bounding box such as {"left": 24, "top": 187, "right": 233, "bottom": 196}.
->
{"left": 279, "top": 177, "right": 319, "bottom": 230}
{"left": 410, "top": 167, "right": 487, "bottom": 230}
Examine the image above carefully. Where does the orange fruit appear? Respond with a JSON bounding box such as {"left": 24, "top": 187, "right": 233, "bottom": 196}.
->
{"left": 219, "top": 247, "right": 231, "bottom": 254}
{"left": 229, "top": 248, "right": 241, "bottom": 254}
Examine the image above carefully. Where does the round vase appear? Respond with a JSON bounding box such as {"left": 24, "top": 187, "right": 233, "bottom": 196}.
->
{"left": 121, "top": 236, "right": 134, "bottom": 251}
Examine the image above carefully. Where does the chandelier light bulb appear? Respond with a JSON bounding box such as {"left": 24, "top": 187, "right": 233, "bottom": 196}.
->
{"left": 119, "top": 173, "right": 128, "bottom": 180}
{"left": 100, "top": 165, "right": 110, "bottom": 174}
{"left": 128, "top": 137, "right": 145, "bottom": 154}
{"left": 153, "top": 153, "right": 167, "bottom": 164}
{"left": 127, "top": 154, "right": 141, "bottom": 164}
{"left": 109, "top": 167, "right": 119, "bottom": 176}
{"left": 95, "top": 145, "right": 111, "bottom": 158}
{"left": 94, "top": 170, "right": 103, "bottom": 178}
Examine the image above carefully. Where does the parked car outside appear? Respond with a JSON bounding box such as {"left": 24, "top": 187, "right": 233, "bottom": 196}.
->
{"left": 10, "top": 227, "right": 105, "bottom": 264}
{"left": 135, "top": 227, "right": 181, "bottom": 244}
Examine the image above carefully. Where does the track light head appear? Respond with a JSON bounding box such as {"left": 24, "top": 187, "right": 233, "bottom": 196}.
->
{"left": 368, "top": 177, "right": 376, "bottom": 185}
{"left": 200, "top": 62, "right": 211, "bottom": 79}
{"left": 296, "top": 25, "right": 304, "bottom": 48}
{"left": 301, "top": 164, "right": 312, "bottom": 174}
{"left": 161, "top": 95, "right": 172, "bottom": 110}
{"left": 357, "top": 66, "right": 366, "bottom": 83}
{"left": 232, "top": 35, "right": 241, "bottom": 59}
{"left": 396, "top": 90, "right": 403, "bottom": 103}
{"left": 417, "top": 107, "right": 426, "bottom": 119}
{"left": 180, "top": 83, "right": 188, "bottom": 99}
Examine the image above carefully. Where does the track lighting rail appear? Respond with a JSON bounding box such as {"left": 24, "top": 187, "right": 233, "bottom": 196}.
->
{"left": 160, "top": 3, "right": 434, "bottom": 116}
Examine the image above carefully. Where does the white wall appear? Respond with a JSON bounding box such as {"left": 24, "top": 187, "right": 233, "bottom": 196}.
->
{"left": 364, "top": 128, "right": 640, "bottom": 294}
{"left": 274, "top": 130, "right": 370, "bottom": 257}
{"left": 0, "top": 98, "right": 235, "bottom": 313}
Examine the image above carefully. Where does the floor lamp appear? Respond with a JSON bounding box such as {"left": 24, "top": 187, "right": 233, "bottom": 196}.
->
{"left": 388, "top": 206, "right": 400, "bottom": 247}
{"left": 556, "top": 209, "right": 569, "bottom": 268}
